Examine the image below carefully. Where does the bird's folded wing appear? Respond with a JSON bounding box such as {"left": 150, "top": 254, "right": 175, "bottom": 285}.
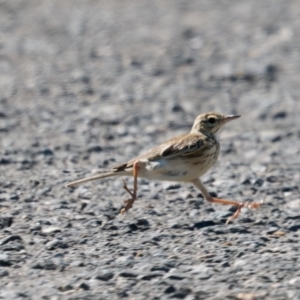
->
{"left": 160, "top": 138, "right": 203, "bottom": 158}
{"left": 112, "top": 133, "right": 205, "bottom": 171}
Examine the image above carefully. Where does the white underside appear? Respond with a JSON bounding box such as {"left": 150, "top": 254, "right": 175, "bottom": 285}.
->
{"left": 124, "top": 157, "right": 218, "bottom": 182}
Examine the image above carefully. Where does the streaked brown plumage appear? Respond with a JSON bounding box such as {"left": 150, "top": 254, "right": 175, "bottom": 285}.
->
{"left": 66, "top": 112, "right": 262, "bottom": 224}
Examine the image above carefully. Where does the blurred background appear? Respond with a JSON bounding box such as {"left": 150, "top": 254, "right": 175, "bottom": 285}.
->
{"left": 1, "top": 0, "right": 299, "bottom": 158}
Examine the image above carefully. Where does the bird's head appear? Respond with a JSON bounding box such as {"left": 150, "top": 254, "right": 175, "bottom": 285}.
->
{"left": 191, "top": 112, "right": 240, "bottom": 135}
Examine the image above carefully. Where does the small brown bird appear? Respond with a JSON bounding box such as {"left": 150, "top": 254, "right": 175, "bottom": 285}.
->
{"left": 66, "top": 112, "right": 262, "bottom": 224}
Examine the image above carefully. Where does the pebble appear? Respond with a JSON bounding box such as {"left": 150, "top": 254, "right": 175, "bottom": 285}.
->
{"left": 76, "top": 282, "right": 90, "bottom": 290}
{"left": 0, "top": 217, "right": 13, "bottom": 230}
{"left": 30, "top": 259, "right": 57, "bottom": 270}
{"left": 137, "top": 272, "right": 164, "bottom": 280}
{"left": 118, "top": 271, "right": 138, "bottom": 278}
{"left": 0, "top": 253, "right": 11, "bottom": 266}
{"left": 164, "top": 285, "right": 176, "bottom": 294}
{"left": 42, "top": 226, "right": 61, "bottom": 234}
{"left": 163, "top": 273, "right": 186, "bottom": 280}
{"left": 0, "top": 269, "right": 9, "bottom": 277}
{"left": 45, "top": 239, "right": 68, "bottom": 250}
{"left": 94, "top": 272, "right": 114, "bottom": 281}
{"left": 0, "top": 235, "right": 22, "bottom": 246}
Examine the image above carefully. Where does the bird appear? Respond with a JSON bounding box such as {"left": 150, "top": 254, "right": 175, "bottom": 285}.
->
{"left": 66, "top": 112, "right": 262, "bottom": 224}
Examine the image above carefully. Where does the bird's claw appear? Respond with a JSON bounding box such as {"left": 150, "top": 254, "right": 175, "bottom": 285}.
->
{"left": 225, "top": 200, "right": 263, "bottom": 224}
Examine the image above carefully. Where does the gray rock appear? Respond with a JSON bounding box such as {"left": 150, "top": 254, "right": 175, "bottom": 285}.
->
{"left": 0, "top": 269, "right": 9, "bottom": 277}
{"left": 163, "top": 273, "right": 186, "bottom": 280}
{"left": 30, "top": 259, "right": 57, "bottom": 270}
{"left": 118, "top": 271, "right": 138, "bottom": 278}
{"left": 0, "top": 253, "right": 11, "bottom": 266}
{"left": 137, "top": 272, "right": 164, "bottom": 280}
{"left": 45, "top": 239, "right": 68, "bottom": 250}
{"left": 94, "top": 271, "right": 114, "bottom": 281}
{"left": 42, "top": 226, "right": 61, "bottom": 234}
{"left": 0, "top": 235, "right": 22, "bottom": 246}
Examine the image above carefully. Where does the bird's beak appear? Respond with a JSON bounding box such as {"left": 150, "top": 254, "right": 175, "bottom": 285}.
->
{"left": 223, "top": 114, "right": 241, "bottom": 124}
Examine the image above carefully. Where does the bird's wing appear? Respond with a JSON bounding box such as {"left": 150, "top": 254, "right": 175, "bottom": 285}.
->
{"left": 112, "top": 133, "right": 205, "bottom": 171}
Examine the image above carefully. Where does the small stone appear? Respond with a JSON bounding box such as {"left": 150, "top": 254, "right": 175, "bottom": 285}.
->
{"left": 95, "top": 272, "right": 114, "bottom": 281}
{"left": 266, "top": 176, "right": 279, "bottom": 182}
{"left": 37, "top": 187, "right": 51, "bottom": 196}
{"left": 259, "top": 131, "right": 282, "bottom": 143}
{"left": 0, "top": 217, "right": 13, "bottom": 230}
{"left": 288, "top": 225, "right": 300, "bottom": 232}
{"left": 253, "top": 178, "right": 264, "bottom": 187}
{"left": 182, "top": 28, "right": 196, "bottom": 39}
{"left": 9, "top": 194, "right": 19, "bottom": 201}
{"left": 150, "top": 264, "right": 171, "bottom": 272}
{"left": 191, "top": 265, "right": 212, "bottom": 279}
{"left": 87, "top": 145, "right": 103, "bottom": 153}
{"left": 137, "top": 272, "right": 164, "bottom": 280}
{"left": 266, "top": 226, "right": 280, "bottom": 234}
{"left": 2, "top": 241, "right": 24, "bottom": 251}
{"left": 70, "top": 260, "right": 84, "bottom": 267}
{"left": 236, "top": 292, "right": 265, "bottom": 300}
{"left": 163, "top": 273, "right": 185, "bottom": 280}
{"left": 115, "top": 256, "right": 134, "bottom": 264}
{"left": 0, "top": 269, "right": 9, "bottom": 277}
{"left": 220, "top": 261, "right": 230, "bottom": 268}
{"left": 272, "top": 230, "right": 286, "bottom": 237}
{"left": 282, "top": 186, "right": 298, "bottom": 192}
{"left": 173, "top": 288, "right": 192, "bottom": 299}
{"left": 164, "top": 285, "right": 176, "bottom": 294}
{"left": 238, "top": 217, "right": 255, "bottom": 223}
{"left": 46, "top": 239, "right": 68, "bottom": 250}
{"left": 39, "top": 149, "right": 54, "bottom": 156}
{"left": 233, "top": 260, "right": 247, "bottom": 268}
{"left": 77, "top": 282, "right": 90, "bottom": 290}
{"left": 194, "top": 220, "right": 216, "bottom": 229}
{"left": 0, "top": 235, "right": 22, "bottom": 246}
{"left": 42, "top": 226, "right": 61, "bottom": 234}
{"left": 0, "top": 157, "right": 11, "bottom": 164}
{"left": 0, "top": 253, "right": 11, "bottom": 266}
{"left": 163, "top": 183, "right": 182, "bottom": 190}
{"left": 58, "top": 284, "right": 73, "bottom": 292}
{"left": 241, "top": 178, "right": 251, "bottom": 185}
{"left": 228, "top": 226, "right": 249, "bottom": 234}
{"left": 171, "top": 104, "right": 184, "bottom": 113}
{"left": 265, "top": 64, "right": 278, "bottom": 82}
{"left": 118, "top": 271, "right": 138, "bottom": 278}
{"left": 289, "top": 277, "right": 300, "bottom": 285}
{"left": 189, "top": 209, "right": 199, "bottom": 217}
{"left": 285, "top": 199, "right": 300, "bottom": 209}
{"left": 30, "top": 224, "right": 42, "bottom": 232}
{"left": 273, "top": 111, "right": 287, "bottom": 119}
{"left": 31, "top": 259, "right": 57, "bottom": 270}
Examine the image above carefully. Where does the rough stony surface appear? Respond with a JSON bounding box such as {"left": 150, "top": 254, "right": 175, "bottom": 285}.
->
{"left": 0, "top": 0, "right": 300, "bottom": 299}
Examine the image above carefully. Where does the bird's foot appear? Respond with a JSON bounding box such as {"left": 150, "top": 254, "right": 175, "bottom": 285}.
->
{"left": 207, "top": 197, "right": 263, "bottom": 224}
{"left": 120, "top": 179, "right": 136, "bottom": 214}
{"left": 122, "top": 178, "right": 134, "bottom": 197}
{"left": 120, "top": 198, "right": 135, "bottom": 214}
{"left": 225, "top": 199, "right": 264, "bottom": 225}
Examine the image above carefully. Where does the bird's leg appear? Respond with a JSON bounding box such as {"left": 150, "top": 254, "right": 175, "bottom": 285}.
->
{"left": 120, "top": 161, "right": 139, "bottom": 214}
{"left": 191, "top": 178, "right": 263, "bottom": 224}
{"left": 122, "top": 178, "right": 134, "bottom": 198}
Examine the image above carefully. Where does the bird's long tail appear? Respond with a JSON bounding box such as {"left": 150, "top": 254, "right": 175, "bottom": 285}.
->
{"left": 65, "top": 171, "right": 122, "bottom": 188}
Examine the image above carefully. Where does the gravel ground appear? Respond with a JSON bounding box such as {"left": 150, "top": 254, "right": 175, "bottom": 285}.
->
{"left": 1, "top": 0, "right": 300, "bottom": 299}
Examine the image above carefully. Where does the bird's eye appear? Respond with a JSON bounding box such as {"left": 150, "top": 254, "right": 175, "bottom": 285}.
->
{"left": 208, "top": 117, "right": 216, "bottom": 124}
